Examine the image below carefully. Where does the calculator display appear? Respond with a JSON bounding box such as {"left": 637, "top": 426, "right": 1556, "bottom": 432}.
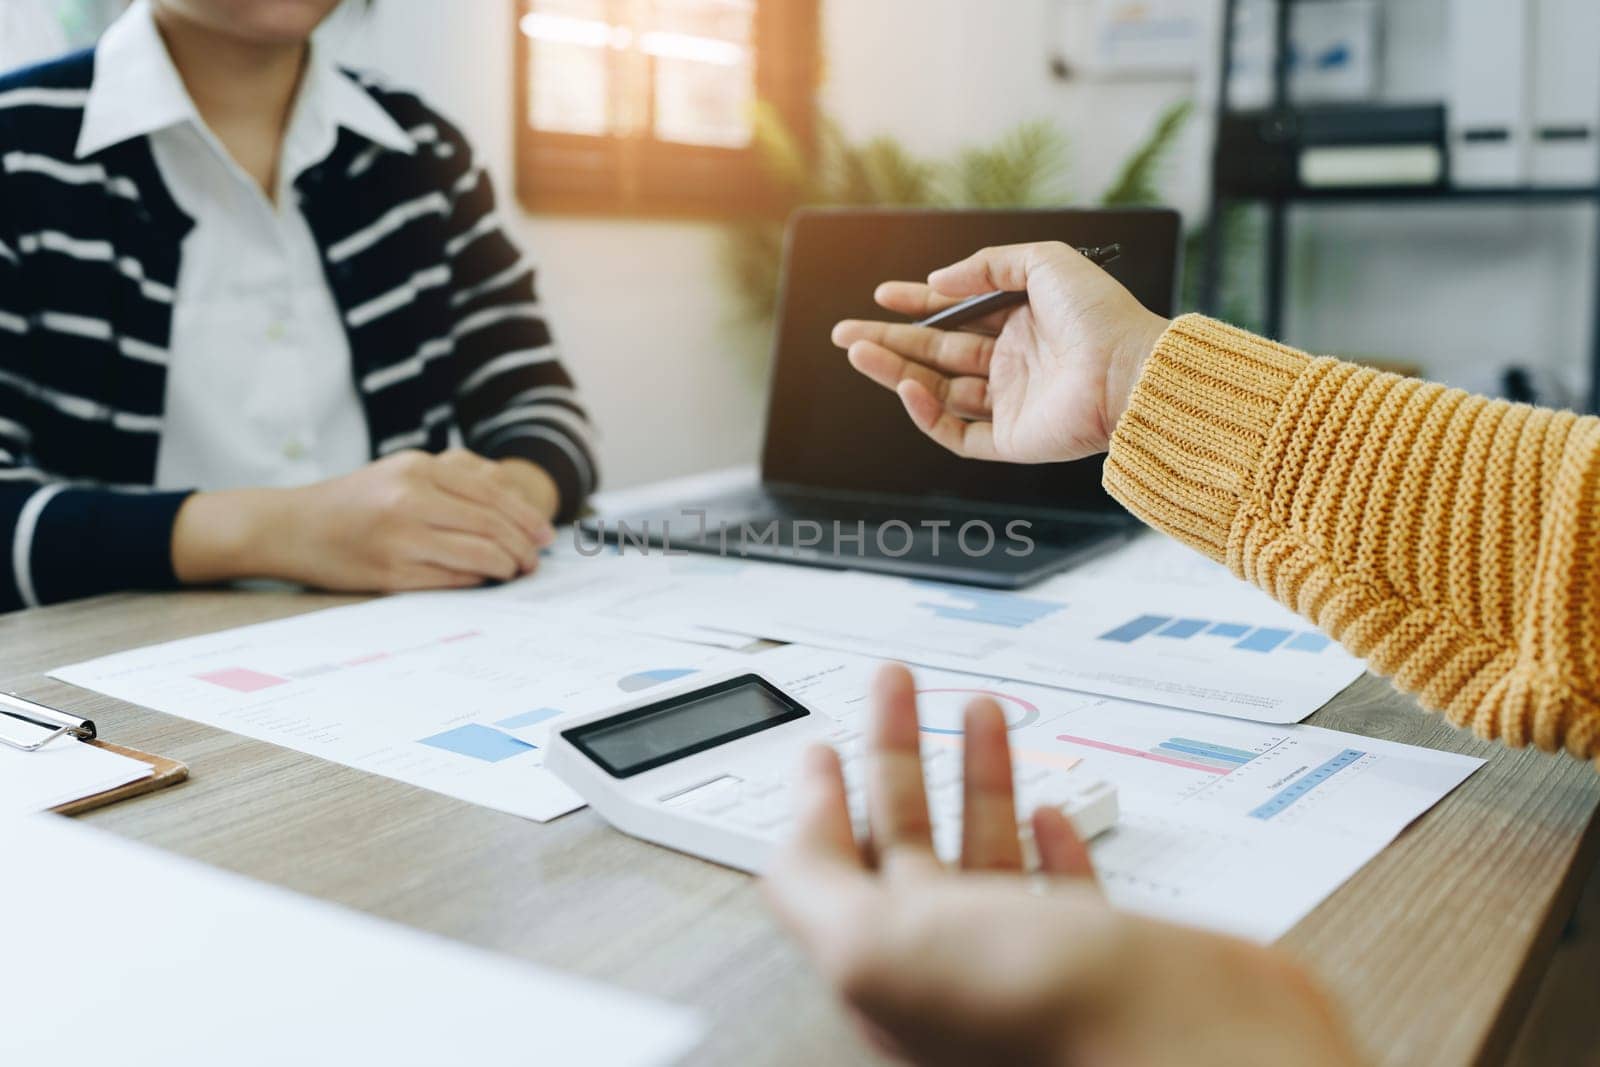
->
{"left": 565, "top": 675, "right": 808, "bottom": 778}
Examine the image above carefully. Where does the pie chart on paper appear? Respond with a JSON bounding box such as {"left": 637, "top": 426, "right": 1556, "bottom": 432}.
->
{"left": 618, "top": 668, "right": 699, "bottom": 693}
{"left": 915, "top": 688, "right": 1041, "bottom": 735}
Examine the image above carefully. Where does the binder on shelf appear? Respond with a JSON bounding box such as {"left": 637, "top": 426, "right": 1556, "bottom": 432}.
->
{"left": 1529, "top": 0, "right": 1600, "bottom": 187}
{"left": 1448, "top": 0, "right": 1532, "bottom": 186}
{"left": 1216, "top": 106, "right": 1447, "bottom": 196}
{"left": 0, "top": 692, "right": 188, "bottom": 814}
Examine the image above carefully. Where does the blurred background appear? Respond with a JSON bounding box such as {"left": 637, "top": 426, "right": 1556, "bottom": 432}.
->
{"left": 5, "top": 0, "right": 1598, "bottom": 489}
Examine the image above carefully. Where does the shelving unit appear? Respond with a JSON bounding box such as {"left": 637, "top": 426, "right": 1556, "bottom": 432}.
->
{"left": 1198, "top": 0, "right": 1600, "bottom": 413}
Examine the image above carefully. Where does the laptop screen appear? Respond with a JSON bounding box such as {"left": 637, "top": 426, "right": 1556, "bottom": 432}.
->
{"left": 761, "top": 208, "right": 1180, "bottom": 515}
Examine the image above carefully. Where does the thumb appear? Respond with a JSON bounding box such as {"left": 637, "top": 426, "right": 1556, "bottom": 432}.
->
{"left": 927, "top": 241, "right": 1083, "bottom": 298}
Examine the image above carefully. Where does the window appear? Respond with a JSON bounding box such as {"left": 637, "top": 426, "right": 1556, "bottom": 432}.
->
{"left": 513, "top": 0, "right": 820, "bottom": 216}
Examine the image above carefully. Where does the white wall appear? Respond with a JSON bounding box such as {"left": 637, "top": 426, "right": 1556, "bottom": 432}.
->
{"left": 334, "top": 0, "right": 1595, "bottom": 488}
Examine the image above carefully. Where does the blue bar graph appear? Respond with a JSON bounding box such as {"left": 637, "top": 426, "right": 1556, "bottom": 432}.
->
{"left": 1249, "top": 749, "right": 1365, "bottom": 819}
{"left": 419, "top": 724, "right": 536, "bottom": 763}
{"left": 1099, "top": 615, "right": 1173, "bottom": 643}
{"left": 1236, "top": 628, "right": 1292, "bottom": 653}
{"left": 1156, "top": 618, "right": 1209, "bottom": 639}
{"left": 916, "top": 587, "right": 1066, "bottom": 629}
{"left": 1286, "top": 633, "right": 1332, "bottom": 653}
{"left": 1206, "top": 622, "right": 1251, "bottom": 638}
{"left": 496, "top": 707, "right": 564, "bottom": 730}
{"left": 1098, "top": 613, "right": 1335, "bottom": 655}
{"left": 1152, "top": 743, "right": 1239, "bottom": 772}
{"left": 1158, "top": 738, "right": 1258, "bottom": 764}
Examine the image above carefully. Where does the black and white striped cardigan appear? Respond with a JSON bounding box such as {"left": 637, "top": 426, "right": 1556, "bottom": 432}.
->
{"left": 0, "top": 51, "right": 597, "bottom": 612}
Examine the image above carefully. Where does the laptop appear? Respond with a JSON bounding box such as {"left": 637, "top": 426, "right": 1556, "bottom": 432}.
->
{"left": 585, "top": 207, "right": 1182, "bottom": 589}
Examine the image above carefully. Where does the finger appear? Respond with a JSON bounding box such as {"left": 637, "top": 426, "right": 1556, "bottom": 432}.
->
{"left": 412, "top": 492, "right": 540, "bottom": 573}
{"left": 866, "top": 664, "right": 941, "bottom": 879}
{"left": 788, "top": 745, "right": 863, "bottom": 868}
{"left": 897, "top": 380, "right": 1001, "bottom": 462}
{"left": 1033, "top": 806, "right": 1099, "bottom": 884}
{"left": 848, "top": 341, "right": 993, "bottom": 420}
{"left": 874, "top": 282, "right": 1012, "bottom": 335}
{"left": 959, "top": 699, "right": 1024, "bottom": 871}
{"left": 411, "top": 529, "right": 521, "bottom": 582}
{"left": 927, "top": 241, "right": 1084, "bottom": 299}
{"left": 831, "top": 319, "right": 994, "bottom": 378}
{"left": 431, "top": 451, "right": 556, "bottom": 548}
{"left": 385, "top": 563, "right": 487, "bottom": 592}
{"left": 762, "top": 747, "right": 879, "bottom": 972}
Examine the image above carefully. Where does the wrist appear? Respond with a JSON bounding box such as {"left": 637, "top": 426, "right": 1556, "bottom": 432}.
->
{"left": 498, "top": 457, "right": 561, "bottom": 520}
{"left": 171, "top": 488, "right": 295, "bottom": 585}
{"left": 1105, "top": 311, "right": 1170, "bottom": 436}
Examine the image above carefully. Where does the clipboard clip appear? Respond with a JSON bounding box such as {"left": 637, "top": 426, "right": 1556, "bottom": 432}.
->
{"left": 0, "top": 692, "right": 97, "bottom": 752}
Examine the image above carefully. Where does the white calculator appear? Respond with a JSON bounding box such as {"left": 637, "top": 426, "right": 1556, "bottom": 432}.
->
{"left": 546, "top": 670, "right": 1119, "bottom": 873}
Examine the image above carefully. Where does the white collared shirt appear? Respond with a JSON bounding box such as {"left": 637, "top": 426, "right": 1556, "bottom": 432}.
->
{"left": 77, "top": 0, "right": 415, "bottom": 492}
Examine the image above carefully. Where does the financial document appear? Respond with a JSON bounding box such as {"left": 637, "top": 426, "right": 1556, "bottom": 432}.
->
{"left": 694, "top": 562, "right": 1366, "bottom": 724}
{"left": 428, "top": 541, "right": 778, "bottom": 650}
{"left": 52, "top": 601, "right": 740, "bottom": 822}
{"left": 740, "top": 644, "right": 1482, "bottom": 942}
{"left": 1, "top": 814, "right": 701, "bottom": 1066}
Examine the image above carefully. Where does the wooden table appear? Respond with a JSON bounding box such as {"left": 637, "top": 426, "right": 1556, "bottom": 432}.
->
{"left": 4, "top": 589, "right": 1597, "bottom": 1066}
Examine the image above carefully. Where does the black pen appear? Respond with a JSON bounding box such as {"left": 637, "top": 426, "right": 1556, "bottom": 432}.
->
{"left": 914, "top": 244, "right": 1122, "bottom": 331}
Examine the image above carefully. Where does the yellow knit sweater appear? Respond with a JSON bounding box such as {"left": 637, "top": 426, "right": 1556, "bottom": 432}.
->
{"left": 1103, "top": 315, "right": 1600, "bottom": 770}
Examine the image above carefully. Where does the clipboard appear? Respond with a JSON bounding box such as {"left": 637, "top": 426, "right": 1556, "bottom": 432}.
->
{"left": 1, "top": 692, "right": 189, "bottom": 815}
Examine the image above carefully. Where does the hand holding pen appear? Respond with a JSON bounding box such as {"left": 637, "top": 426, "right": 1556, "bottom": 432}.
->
{"left": 913, "top": 244, "right": 1122, "bottom": 331}
{"left": 830, "top": 241, "right": 1169, "bottom": 464}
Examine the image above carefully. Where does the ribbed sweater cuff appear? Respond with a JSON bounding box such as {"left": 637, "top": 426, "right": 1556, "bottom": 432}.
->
{"left": 1103, "top": 314, "right": 1312, "bottom": 560}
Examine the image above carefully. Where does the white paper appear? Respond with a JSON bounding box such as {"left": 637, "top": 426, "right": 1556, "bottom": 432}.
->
{"left": 1049, "top": 530, "right": 1235, "bottom": 589}
{"left": 51, "top": 601, "right": 741, "bottom": 822}
{"left": 0, "top": 813, "right": 702, "bottom": 1067}
{"left": 691, "top": 547, "right": 1366, "bottom": 724}
{"left": 744, "top": 644, "right": 1483, "bottom": 943}
{"left": 0, "top": 736, "right": 151, "bottom": 813}
{"left": 432, "top": 541, "right": 773, "bottom": 651}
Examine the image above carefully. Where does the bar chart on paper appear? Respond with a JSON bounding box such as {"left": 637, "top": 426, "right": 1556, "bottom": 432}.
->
{"left": 1056, "top": 731, "right": 1266, "bottom": 774}
{"left": 1049, "top": 705, "right": 1382, "bottom": 825}
{"left": 192, "top": 629, "right": 487, "bottom": 692}
{"left": 51, "top": 600, "right": 741, "bottom": 822}
{"left": 913, "top": 585, "right": 1066, "bottom": 629}
{"left": 746, "top": 644, "right": 1484, "bottom": 942}
{"left": 1097, "top": 614, "right": 1333, "bottom": 654}
{"left": 704, "top": 569, "right": 1367, "bottom": 722}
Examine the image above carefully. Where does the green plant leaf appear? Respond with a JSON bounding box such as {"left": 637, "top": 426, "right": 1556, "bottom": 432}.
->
{"left": 1100, "top": 99, "right": 1193, "bottom": 207}
{"left": 945, "top": 119, "right": 1070, "bottom": 206}
{"left": 858, "top": 137, "right": 942, "bottom": 205}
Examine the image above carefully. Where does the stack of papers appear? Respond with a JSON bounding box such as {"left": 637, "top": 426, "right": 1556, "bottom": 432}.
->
{"left": 0, "top": 814, "right": 702, "bottom": 1066}
{"left": 0, "top": 738, "right": 152, "bottom": 813}
{"left": 46, "top": 531, "right": 1483, "bottom": 944}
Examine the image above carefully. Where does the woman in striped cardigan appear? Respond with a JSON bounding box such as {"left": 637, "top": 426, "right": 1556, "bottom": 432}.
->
{"left": 0, "top": 0, "right": 596, "bottom": 612}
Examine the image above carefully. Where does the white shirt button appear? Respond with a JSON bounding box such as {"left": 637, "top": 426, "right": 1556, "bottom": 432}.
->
{"left": 266, "top": 321, "right": 287, "bottom": 342}
{"left": 282, "top": 440, "right": 307, "bottom": 461}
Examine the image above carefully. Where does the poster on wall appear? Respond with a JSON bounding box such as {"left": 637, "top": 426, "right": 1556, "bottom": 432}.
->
{"left": 1081, "top": 0, "right": 1207, "bottom": 76}
{"left": 1230, "top": 0, "right": 1381, "bottom": 106}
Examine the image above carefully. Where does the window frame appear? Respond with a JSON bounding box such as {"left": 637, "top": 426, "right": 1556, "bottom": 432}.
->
{"left": 511, "top": 0, "right": 820, "bottom": 218}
